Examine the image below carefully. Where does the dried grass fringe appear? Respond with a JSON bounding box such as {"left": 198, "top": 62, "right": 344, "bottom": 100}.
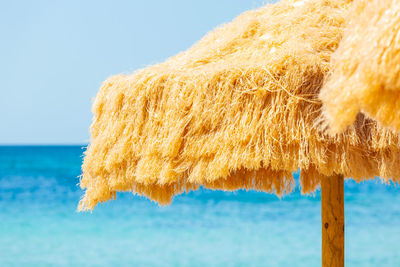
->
{"left": 79, "top": 0, "right": 400, "bottom": 211}
{"left": 320, "top": 0, "right": 400, "bottom": 133}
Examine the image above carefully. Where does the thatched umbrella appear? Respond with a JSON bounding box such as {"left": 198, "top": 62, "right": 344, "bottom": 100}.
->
{"left": 79, "top": 0, "right": 400, "bottom": 266}
{"left": 320, "top": 0, "right": 400, "bottom": 133}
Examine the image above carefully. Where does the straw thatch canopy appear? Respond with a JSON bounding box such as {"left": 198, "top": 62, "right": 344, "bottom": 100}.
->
{"left": 79, "top": 0, "right": 400, "bottom": 211}
{"left": 320, "top": 0, "right": 400, "bottom": 133}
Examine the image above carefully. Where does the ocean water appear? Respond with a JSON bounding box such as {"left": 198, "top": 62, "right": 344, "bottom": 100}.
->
{"left": 0, "top": 146, "right": 399, "bottom": 267}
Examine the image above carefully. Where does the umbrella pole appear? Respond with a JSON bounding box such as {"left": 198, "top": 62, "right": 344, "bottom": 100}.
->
{"left": 321, "top": 174, "right": 344, "bottom": 267}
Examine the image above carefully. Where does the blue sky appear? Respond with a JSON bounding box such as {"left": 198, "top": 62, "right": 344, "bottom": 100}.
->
{"left": 1, "top": 0, "right": 268, "bottom": 144}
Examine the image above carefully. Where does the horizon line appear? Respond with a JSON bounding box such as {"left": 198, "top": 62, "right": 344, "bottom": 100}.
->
{"left": 0, "top": 143, "right": 88, "bottom": 146}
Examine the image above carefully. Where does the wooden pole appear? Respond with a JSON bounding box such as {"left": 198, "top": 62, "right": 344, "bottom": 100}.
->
{"left": 321, "top": 174, "right": 344, "bottom": 267}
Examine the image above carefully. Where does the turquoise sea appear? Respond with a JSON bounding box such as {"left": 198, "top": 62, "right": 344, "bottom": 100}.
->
{"left": 1, "top": 146, "right": 400, "bottom": 266}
